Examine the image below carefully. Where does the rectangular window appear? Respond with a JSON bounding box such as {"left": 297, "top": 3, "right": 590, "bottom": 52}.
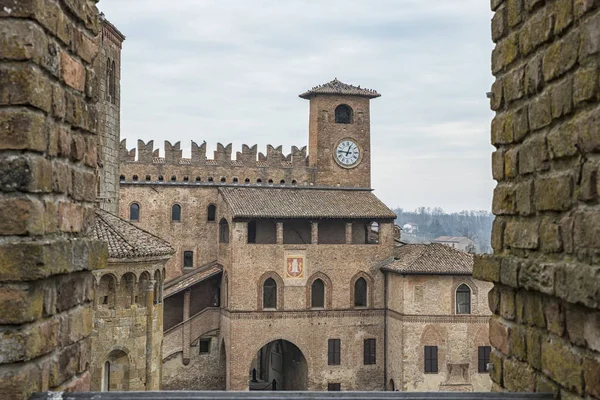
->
{"left": 363, "top": 338, "right": 376, "bottom": 365}
{"left": 327, "top": 383, "right": 341, "bottom": 391}
{"left": 199, "top": 338, "right": 211, "bottom": 354}
{"left": 183, "top": 251, "right": 193, "bottom": 268}
{"left": 478, "top": 346, "right": 491, "bottom": 373}
{"left": 424, "top": 346, "right": 438, "bottom": 373}
{"left": 328, "top": 339, "right": 340, "bottom": 365}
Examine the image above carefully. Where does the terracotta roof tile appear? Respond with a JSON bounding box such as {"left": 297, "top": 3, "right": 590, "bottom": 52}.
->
{"left": 92, "top": 209, "right": 174, "bottom": 260}
{"left": 299, "top": 78, "right": 381, "bottom": 99}
{"left": 220, "top": 187, "right": 396, "bottom": 219}
{"left": 383, "top": 243, "right": 473, "bottom": 275}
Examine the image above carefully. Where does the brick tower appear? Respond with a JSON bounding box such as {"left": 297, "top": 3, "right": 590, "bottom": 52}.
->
{"left": 300, "top": 78, "right": 380, "bottom": 188}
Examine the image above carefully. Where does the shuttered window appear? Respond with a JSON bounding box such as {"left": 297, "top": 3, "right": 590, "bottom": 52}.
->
{"left": 424, "top": 346, "right": 438, "bottom": 373}
{"left": 328, "top": 339, "right": 340, "bottom": 365}
{"left": 478, "top": 346, "right": 491, "bottom": 373}
{"left": 363, "top": 338, "right": 376, "bottom": 365}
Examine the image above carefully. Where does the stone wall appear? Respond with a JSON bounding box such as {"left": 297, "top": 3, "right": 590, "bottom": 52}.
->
{"left": 0, "top": 1, "right": 106, "bottom": 398}
{"left": 475, "top": 0, "right": 600, "bottom": 398}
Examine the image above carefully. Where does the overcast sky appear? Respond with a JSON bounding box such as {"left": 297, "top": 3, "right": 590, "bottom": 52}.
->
{"left": 99, "top": 0, "right": 495, "bottom": 213}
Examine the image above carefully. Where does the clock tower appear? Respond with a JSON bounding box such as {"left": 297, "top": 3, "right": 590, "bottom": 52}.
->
{"left": 300, "top": 79, "right": 380, "bottom": 188}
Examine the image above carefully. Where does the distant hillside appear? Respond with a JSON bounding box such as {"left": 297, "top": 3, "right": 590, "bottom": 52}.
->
{"left": 392, "top": 207, "right": 494, "bottom": 254}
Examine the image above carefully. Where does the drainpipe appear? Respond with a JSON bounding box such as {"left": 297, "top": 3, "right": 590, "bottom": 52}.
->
{"left": 384, "top": 272, "right": 388, "bottom": 390}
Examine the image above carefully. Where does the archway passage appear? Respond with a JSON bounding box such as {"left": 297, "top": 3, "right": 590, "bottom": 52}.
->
{"left": 249, "top": 340, "right": 307, "bottom": 391}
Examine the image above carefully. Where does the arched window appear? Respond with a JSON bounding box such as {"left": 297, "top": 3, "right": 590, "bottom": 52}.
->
{"left": 268, "top": 179, "right": 273, "bottom": 184}
{"left": 456, "top": 284, "right": 471, "bottom": 314}
{"left": 129, "top": 203, "right": 139, "bottom": 221}
{"left": 183, "top": 176, "right": 189, "bottom": 182}
{"left": 119, "top": 175, "right": 125, "bottom": 182}
{"left": 335, "top": 104, "right": 353, "bottom": 124}
{"left": 311, "top": 279, "right": 325, "bottom": 308}
{"left": 170, "top": 175, "right": 176, "bottom": 182}
{"left": 233, "top": 177, "right": 238, "bottom": 183}
{"left": 208, "top": 177, "right": 214, "bottom": 183}
{"left": 145, "top": 175, "right": 151, "bottom": 181}
{"left": 110, "top": 60, "right": 116, "bottom": 104}
{"left": 103, "top": 361, "right": 110, "bottom": 391}
{"left": 105, "top": 59, "right": 111, "bottom": 102}
{"left": 263, "top": 278, "right": 277, "bottom": 309}
{"left": 280, "top": 180, "right": 285, "bottom": 185}
{"left": 220, "top": 177, "right": 226, "bottom": 183}
{"left": 257, "top": 178, "right": 262, "bottom": 184}
{"left": 195, "top": 177, "right": 201, "bottom": 182}
{"left": 132, "top": 175, "right": 138, "bottom": 182}
{"left": 158, "top": 175, "right": 164, "bottom": 182}
{"left": 207, "top": 204, "right": 216, "bottom": 221}
{"left": 244, "top": 178, "right": 250, "bottom": 183}
{"left": 354, "top": 277, "right": 367, "bottom": 307}
{"left": 219, "top": 218, "right": 229, "bottom": 243}
{"left": 292, "top": 180, "right": 297, "bottom": 185}
{"left": 171, "top": 204, "right": 181, "bottom": 222}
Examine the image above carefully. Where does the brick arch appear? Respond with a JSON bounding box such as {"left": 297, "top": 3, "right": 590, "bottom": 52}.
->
{"left": 97, "top": 273, "right": 118, "bottom": 309}
{"left": 305, "top": 272, "right": 333, "bottom": 309}
{"left": 249, "top": 337, "right": 310, "bottom": 377}
{"left": 256, "top": 271, "right": 284, "bottom": 310}
{"left": 419, "top": 324, "right": 447, "bottom": 373}
{"left": 350, "top": 271, "right": 374, "bottom": 308}
{"left": 451, "top": 278, "right": 477, "bottom": 315}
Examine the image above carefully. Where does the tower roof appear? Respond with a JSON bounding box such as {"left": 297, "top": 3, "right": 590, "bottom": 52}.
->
{"left": 299, "top": 78, "right": 381, "bottom": 99}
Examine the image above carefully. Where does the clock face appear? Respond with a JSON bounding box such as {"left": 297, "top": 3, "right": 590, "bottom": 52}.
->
{"left": 334, "top": 139, "right": 361, "bottom": 168}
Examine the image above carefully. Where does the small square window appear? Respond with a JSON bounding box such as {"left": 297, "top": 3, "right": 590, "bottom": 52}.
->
{"left": 199, "top": 338, "right": 211, "bottom": 354}
{"left": 183, "top": 251, "right": 193, "bottom": 268}
{"left": 102, "top": 296, "right": 109, "bottom": 305}
{"left": 327, "top": 383, "right": 341, "bottom": 391}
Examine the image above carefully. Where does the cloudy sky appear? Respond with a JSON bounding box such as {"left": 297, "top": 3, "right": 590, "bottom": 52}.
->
{"left": 99, "top": 0, "right": 495, "bottom": 213}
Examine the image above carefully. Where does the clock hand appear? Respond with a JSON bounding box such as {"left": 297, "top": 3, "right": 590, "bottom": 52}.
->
{"left": 345, "top": 146, "right": 351, "bottom": 156}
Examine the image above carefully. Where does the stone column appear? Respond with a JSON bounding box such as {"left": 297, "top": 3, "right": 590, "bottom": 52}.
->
{"left": 311, "top": 222, "right": 319, "bottom": 244}
{"left": 145, "top": 279, "right": 155, "bottom": 390}
{"left": 345, "top": 222, "right": 353, "bottom": 244}
{"left": 182, "top": 289, "right": 191, "bottom": 365}
{"left": 276, "top": 222, "right": 284, "bottom": 244}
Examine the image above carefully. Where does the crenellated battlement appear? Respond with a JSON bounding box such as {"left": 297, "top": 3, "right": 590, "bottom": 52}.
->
{"left": 120, "top": 140, "right": 308, "bottom": 168}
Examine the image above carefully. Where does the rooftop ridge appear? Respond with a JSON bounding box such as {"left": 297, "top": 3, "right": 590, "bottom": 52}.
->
{"left": 119, "top": 139, "right": 308, "bottom": 167}
{"left": 299, "top": 78, "right": 381, "bottom": 99}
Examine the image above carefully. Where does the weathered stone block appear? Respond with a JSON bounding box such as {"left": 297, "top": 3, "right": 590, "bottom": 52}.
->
{"left": 580, "top": 11, "right": 600, "bottom": 59}
{"left": 539, "top": 216, "right": 563, "bottom": 252}
{"left": 505, "top": 219, "right": 539, "bottom": 249}
{"left": 543, "top": 29, "right": 580, "bottom": 82}
{"left": 493, "top": 184, "right": 517, "bottom": 215}
{"left": 525, "top": 327, "right": 542, "bottom": 369}
{"left": 504, "top": 67, "right": 525, "bottom": 103}
{"left": 490, "top": 349, "right": 504, "bottom": 385}
{"left": 503, "top": 357, "right": 535, "bottom": 392}
{"left": 573, "top": 67, "right": 599, "bottom": 105}
{"left": 543, "top": 296, "right": 565, "bottom": 336}
{"left": 525, "top": 53, "right": 544, "bottom": 95}
{"left": 534, "top": 173, "right": 573, "bottom": 211}
{"left": 553, "top": 0, "right": 573, "bottom": 34}
{"left": 513, "top": 105, "right": 529, "bottom": 142}
{"left": 519, "top": 261, "right": 556, "bottom": 295}
{"left": 555, "top": 262, "right": 600, "bottom": 310}
{"left": 500, "top": 257, "right": 519, "bottom": 288}
{"left": 473, "top": 254, "right": 501, "bottom": 282}
{"left": 550, "top": 76, "right": 573, "bottom": 119}
{"left": 490, "top": 316, "right": 511, "bottom": 355}
{"left": 491, "top": 217, "right": 506, "bottom": 252}
{"left": 0, "top": 282, "right": 44, "bottom": 324}
{"left": 577, "top": 108, "right": 600, "bottom": 153}
{"left": 507, "top": 0, "right": 523, "bottom": 27}
{"left": 519, "top": 134, "right": 548, "bottom": 174}
{"left": 492, "top": 150, "right": 505, "bottom": 181}
{"left": 49, "top": 342, "right": 80, "bottom": 388}
{"left": 523, "top": 290, "right": 546, "bottom": 328}
{"left": 0, "top": 197, "right": 44, "bottom": 236}
{"left": 0, "top": 361, "right": 42, "bottom": 400}
{"left": 492, "top": 32, "right": 520, "bottom": 74}
{"left": 0, "top": 318, "right": 58, "bottom": 363}
{"left": 492, "top": 5, "right": 507, "bottom": 42}
{"left": 574, "top": 0, "right": 598, "bottom": 18}
{"left": 541, "top": 337, "right": 583, "bottom": 394}
{"left": 579, "top": 161, "right": 598, "bottom": 201}
{"left": 583, "top": 354, "right": 600, "bottom": 398}
{"left": 528, "top": 92, "right": 552, "bottom": 131}
{"left": 0, "top": 109, "right": 47, "bottom": 152}
{"left": 492, "top": 112, "right": 514, "bottom": 145}
{"left": 0, "top": 64, "right": 52, "bottom": 113}
{"left": 508, "top": 323, "right": 526, "bottom": 360}
{"left": 520, "top": 7, "right": 554, "bottom": 55}
{"left": 516, "top": 180, "right": 534, "bottom": 216}
{"left": 491, "top": 77, "right": 504, "bottom": 110}
{"left": 547, "top": 118, "right": 579, "bottom": 159}
{"left": 525, "top": 0, "right": 545, "bottom": 11}
{"left": 500, "top": 286, "right": 516, "bottom": 320}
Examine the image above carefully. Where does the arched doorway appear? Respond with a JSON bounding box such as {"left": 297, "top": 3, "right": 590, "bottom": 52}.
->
{"left": 103, "top": 349, "right": 130, "bottom": 391}
{"left": 249, "top": 340, "right": 307, "bottom": 391}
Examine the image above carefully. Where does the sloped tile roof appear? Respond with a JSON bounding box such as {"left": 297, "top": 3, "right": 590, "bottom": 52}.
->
{"left": 219, "top": 187, "right": 396, "bottom": 220}
{"left": 433, "top": 236, "right": 472, "bottom": 243}
{"left": 299, "top": 78, "right": 381, "bottom": 99}
{"left": 382, "top": 243, "right": 473, "bottom": 275}
{"left": 164, "top": 262, "right": 222, "bottom": 298}
{"left": 92, "top": 209, "right": 174, "bottom": 260}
